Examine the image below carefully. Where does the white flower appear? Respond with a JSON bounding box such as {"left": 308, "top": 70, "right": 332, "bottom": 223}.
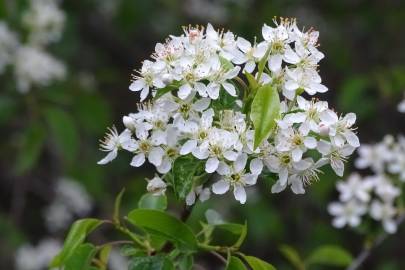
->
{"left": 320, "top": 111, "right": 360, "bottom": 148}
{"left": 146, "top": 176, "right": 167, "bottom": 196}
{"left": 194, "top": 128, "right": 239, "bottom": 173}
{"left": 336, "top": 173, "right": 373, "bottom": 203}
{"left": 355, "top": 142, "right": 391, "bottom": 173}
{"left": 262, "top": 22, "right": 289, "bottom": 72}
{"left": 370, "top": 200, "right": 397, "bottom": 233}
{"left": 129, "top": 60, "right": 165, "bottom": 101}
{"left": 98, "top": 127, "right": 136, "bottom": 165}
{"left": 328, "top": 200, "right": 367, "bottom": 228}
{"left": 372, "top": 175, "right": 401, "bottom": 202}
{"left": 14, "top": 46, "right": 66, "bottom": 93}
{"left": 284, "top": 67, "right": 328, "bottom": 98}
{"left": 206, "top": 64, "right": 240, "bottom": 98}
{"left": 317, "top": 140, "right": 356, "bottom": 177}
{"left": 275, "top": 127, "right": 317, "bottom": 162}
{"left": 130, "top": 129, "right": 165, "bottom": 168}
{"left": 232, "top": 37, "right": 266, "bottom": 73}
{"left": 212, "top": 154, "right": 258, "bottom": 204}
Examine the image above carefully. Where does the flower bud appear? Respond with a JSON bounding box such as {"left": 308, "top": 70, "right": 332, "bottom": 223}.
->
{"left": 319, "top": 123, "right": 330, "bottom": 136}
{"left": 123, "top": 116, "right": 136, "bottom": 131}
{"left": 147, "top": 176, "right": 167, "bottom": 196}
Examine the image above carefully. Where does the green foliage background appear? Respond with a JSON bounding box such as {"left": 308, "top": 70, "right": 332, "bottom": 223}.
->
{"left": 0, "top": 0, "right": 405, "bottom": 269}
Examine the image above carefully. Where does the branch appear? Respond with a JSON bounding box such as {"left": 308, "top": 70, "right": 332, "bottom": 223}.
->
{"left": 346, "top": 213, "right": 405, "bottom": 270}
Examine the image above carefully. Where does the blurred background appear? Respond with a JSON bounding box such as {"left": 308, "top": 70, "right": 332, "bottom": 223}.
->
{"left": 1, "top": 0, "right": 405, "bottom": 269}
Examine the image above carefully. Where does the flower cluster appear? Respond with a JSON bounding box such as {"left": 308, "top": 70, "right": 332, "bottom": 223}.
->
{"left": 99, "top": 19, "right": 359, "bottom": 204}
{"left": 329, "top": 135, "right": 405, "bottom": 233}
{"left": 44, "top": 178, "right": 92, "bottom": 232}
{"left": 0, "top": 0, "right": 66, "bottom": 93}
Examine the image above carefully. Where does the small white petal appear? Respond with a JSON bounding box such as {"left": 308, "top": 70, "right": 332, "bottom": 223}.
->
{"left": 250, "top": 158, "right": 263, "bottom": 175}
{"left": 130, "top": 153, "right": 145, "bottom": 167}
{"left": 212, "top": 180, "right": 230, "bottom": 194}
{"left": 233, "top": 185, "right": 247, "bottom": 204}
{"left": 205, "top": 157, "right": 219, "bottom": 173}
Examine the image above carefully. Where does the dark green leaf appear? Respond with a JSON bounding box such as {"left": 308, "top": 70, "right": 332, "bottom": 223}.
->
{"left": 170, "top": 155, "right": 206, "bottom": 200}
{"left": 64, "top": 243, "right": 97, "bottom": 270}
{"left": 250, "top": 83, "right": 280, "bottom": 149}
{"left": 129, "top": 255, "right": 174, "bottom": 270}
{"left": 14, "top": 123, "right": 45, "bottom": 175}
{"left": 243, "top": 255, "right": 276, "bottom": 270}
{"left": 43, "top": 106, "right": 79, "bottom": 163}
{"left": 279, "top": 245, "right": 305, "bottom": 270}
{"left": 0, "top": 96, "right": 18, "bottom": 125}
{"left": 226, "top": 256, "right": 247, "bottom": 270}
{"left": 215, "top": 222, "right": 247, "bottom": 248}
{"left": 307, "top": 245, "right": 353, "bottom": 267}
{"left": 138, "top": 193, "right": 167, "bottom": 210}
{"left": 51, "top": 219, "right": 104, "bottom": 267}
{"left": 127, "top": 209, "right": 197, "bottom": 251}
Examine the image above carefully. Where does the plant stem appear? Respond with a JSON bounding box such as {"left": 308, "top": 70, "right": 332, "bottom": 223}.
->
{"left": 210, "top": 251, "right": 227, "bottom": 264}
{"left": 346, "top": 213, "right": 405, "bottom": 270}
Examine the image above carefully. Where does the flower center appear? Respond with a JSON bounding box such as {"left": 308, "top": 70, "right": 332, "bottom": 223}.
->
{"left": 139, "top": 140, "right": 151, "bottom": 153}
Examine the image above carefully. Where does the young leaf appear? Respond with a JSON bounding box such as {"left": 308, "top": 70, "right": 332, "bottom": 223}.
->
{"left": 244, "top": 71, "right": 259, "bottom": 91}
{"left": 154, "top": 81, "right": 182, "bottom": 100}
{"left": 43, "top": 106, "right": 79, "bottom": 163}
{"left": 220, "top": 56, "right": 234, "bottom": 70}
{"left": 138, "top": 193, "right": 167, "bottom": 211}
{"left": 113, "top": 188, "right": 125, "bottom": 224}
{"left": 99, "top": 244, "right": 112, "bottom": 270}
{"left": 279, "top": 245, "right": 305, "bottom": 270}
{"left": 226, "top": 256, "right": 247, "bottom": 270}
{"left": 63, "top": 243, "right": 97, "bottom": 270}
{"left": 306, "top": 245, "right": 353, "bottom": 267}
{"left": 242, "top": 255, "right": 276, "bottom": 270}
{"left": 127, "top": 209, "right": 197, "bottom": 251}
{"left": 250, "top": 83, "right": 280, "bottom": 149}
{"left": 171, "top": 155, "right": 206, "bottom": 200}
{"left": 51, "top": 219, "right": 105, "bottom": 267}
{"left": 129, "top": 255, "right": 174, "bottom": 270}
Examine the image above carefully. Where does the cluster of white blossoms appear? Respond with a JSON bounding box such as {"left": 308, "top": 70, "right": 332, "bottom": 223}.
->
{"left": 0, "top": 0, "right": 66, "bottom": 93}
{"left": 329, "top": 135, "right": 405, "bottom": 233}
{"left": 43, "top": 178, "right": 92, "bottom": 232}
{"left": 99, "top": 19, "right": 359, "bottom": 204}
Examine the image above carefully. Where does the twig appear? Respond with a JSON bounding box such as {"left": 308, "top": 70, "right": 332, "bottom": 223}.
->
{"left": 346, "top": 213, "right": 405, "bottom": 270}
{"left": 209, "top": 251, "right": 228, "bottom": 265}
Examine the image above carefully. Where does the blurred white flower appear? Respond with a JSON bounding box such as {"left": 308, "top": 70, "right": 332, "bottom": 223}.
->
{"left": 44, "top": 178, "right": 92, "bottom": 232}
{"left": 14, "top": 46, "right": 66, "bottom": 93}
{"left": 328, "top": 200, "right": 367, "bottom": 228}
{"left": 370, "top": 200, "right": 397, "bottom": 234}
{"left": 0, "top": 22, "right": 18, "bottom": 73}
{"left": 15, "top": 238, "right": 61, "bottom": 270}
{"left": 23, "top": 0, "right": 65, "bottom": 45}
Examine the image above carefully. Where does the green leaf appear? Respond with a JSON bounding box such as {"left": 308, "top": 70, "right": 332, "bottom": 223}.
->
{"left": 113, "top": 188, "right": 125, "bottom": 225}
{"left": 138, "top": 193, "right": 167, "bottom": 211}
{"left": 170, "top": 154, "right": 206, "bottom": 200}
{"left": 220, "top": 56, "right": 234, "bottom": 70}
{"left": 257, "top": 46, "right": 271, "bottom": 81}
{"left": 64, "top": 243, "right": 97, "bottom": 270}
{"left": 307, "top": 245, "right": 353, "bottom": 267}
{"left": 127, "top": 209, "right": 197, "bottom": 251}
{"left": 279, "top": 245, "right": 305, "bottom": 270}
{"left": 215, "top": 222, "right": 247, "bottom": 248}
{"left": 14, "top": 123, "right": 45, "bottom": 175}
{"left": 51, "top": 219, "right": 104, "bottom": 267}
{"left": 129, "top": 255, "right": 174, "bottom": 270}
{"left": 99, "top": 244, "right": 112, "bottom": 270}
{"left": 243, "top": 255, "right": 276, "bottom": 270}
{"left": 154, "top": 81, "right": 182, "bottom": 100}
{"left": 244, "top": 71, "right": 259, "bottom": 91}
{"left": 177, "top": 255, "right": 194, "bottom": 270}
{"left": 43, "top": 106, "right": 79, "bottom": 163}
{"left": 0, "top": 96, "right": 18, "bottom": 125}
{"left": 226, "top": 256, "right": 247, "bottom": 270}
{"left": 250, "top": 83, "right": 280, "bottom": 149}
